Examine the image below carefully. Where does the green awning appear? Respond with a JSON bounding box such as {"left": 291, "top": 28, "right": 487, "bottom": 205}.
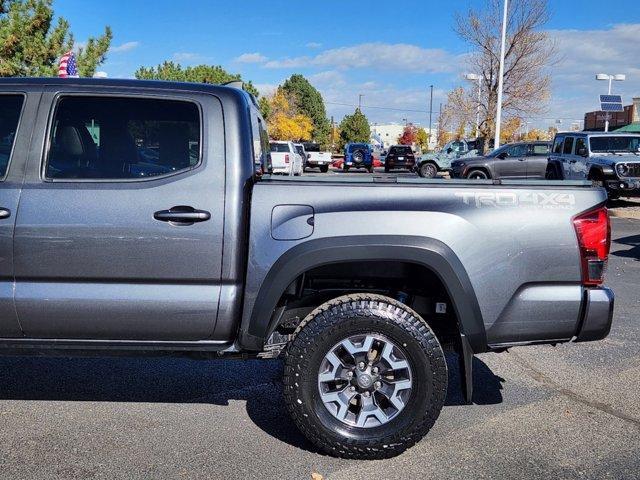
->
{"left": 614, "top": 122, "right": 640, "bottom": 133}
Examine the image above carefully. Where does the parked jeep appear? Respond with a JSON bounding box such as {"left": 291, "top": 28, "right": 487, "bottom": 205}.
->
{"left": 547, "top": 132, "right": 640, "bottom": 198}
{"left": 343, "top": 142, "right": 373, "bottom": 172}
{"left": 0, "top": 78, "right": 614, "bottom": 460}
{"left": 416, "top": 139, "right": 479, "bottom": 178}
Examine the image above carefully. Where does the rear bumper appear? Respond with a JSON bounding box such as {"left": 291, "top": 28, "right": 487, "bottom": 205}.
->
{"left": 386, "top": 160, "right": 416, "bottom": 169}
{"left": 272, "top": 166, "right": 292, "bottom": 174}
{"left": 307, "top": 160, "right": 331, "bottom": 166}
{"left": 575, "top": 287, "right": 614, "bottom": 342}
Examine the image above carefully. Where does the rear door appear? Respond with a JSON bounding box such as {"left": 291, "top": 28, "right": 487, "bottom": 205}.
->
{"left": 494, "top": 144, "right": 528, "bottom": 178}
{"left": 0, "top": 91, "right": 39, "bottom": 337}
{"left": 525, "top": 142, "right": 551, "bottom": 178}
{"left": 14, "top": 88, "right": 225, "bottom": 340}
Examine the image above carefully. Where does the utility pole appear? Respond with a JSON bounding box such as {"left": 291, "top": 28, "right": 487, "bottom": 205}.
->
{"left": 428, "top": 85, "right": 433, "bottom": 146}
{"left": 358, "top": 94, "right": 364, "bottom": 110}
{"left": 494, "top": 0, "right": 508, "bottom": 150}
{"left": 436, "top": 102, "right": 442, "bottom": 148}
{"left": 330, "top": 116, "right": 335, "bottom": 152}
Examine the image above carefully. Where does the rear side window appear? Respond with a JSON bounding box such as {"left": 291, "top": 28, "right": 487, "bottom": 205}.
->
{"left": 0, "top": 95, "right": 25, "bottom": 179}
{"left": 562, "top": 137, "right": 574, "bottom": 155}
{"left": 270, "top": 142, "right": 290, "bottom": 153}
{"left": 575, "top": 138, "right": 587, "bottom": 155}
{"left": 531, "top": 144, "right": 550, "bottom": 155}
{"left": 45, "top": 96, "right": 200, "bottom": 180}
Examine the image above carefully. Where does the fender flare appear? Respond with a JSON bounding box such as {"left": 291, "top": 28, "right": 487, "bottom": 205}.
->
{"left": 587, "top": 163, "right": 615, "bottom": 179}
{"left": 238, "top": 235, "right": 487, "bottom": 353}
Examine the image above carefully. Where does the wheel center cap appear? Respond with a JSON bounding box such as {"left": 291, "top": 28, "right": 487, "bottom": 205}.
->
{"left": 357, "top": 373, "right": 373, "bottom": 389}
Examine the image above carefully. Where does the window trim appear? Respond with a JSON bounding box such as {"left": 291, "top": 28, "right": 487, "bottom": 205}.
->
{"left": 41, "top": 92, "right": 205, "bottom": 183}
{"left": 0, "top": 92, "right": 28, "bottom": 182}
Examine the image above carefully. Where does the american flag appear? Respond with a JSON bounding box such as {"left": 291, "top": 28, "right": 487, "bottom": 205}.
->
{"left": 58, "top": 51, "right": 79, "bottom": 78}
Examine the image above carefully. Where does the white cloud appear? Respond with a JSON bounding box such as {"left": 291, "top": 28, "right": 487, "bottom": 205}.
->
{"left": 264, "top": 42, "right": 456, "bottom": 73}
{"left": 309, "top": 70, "right": 347, "bottom": 87}
{"left": 235, "top": 52, "right": 268, "bottom": 64}
{"left": 93, "top": 71, "right": 108, "bottom": 78}
{"left": 255, "top": 83, "right": 278, "bottom": 97}
{"left": 542, "top": 23, "right": 640, "bottom": 127}
{"left": 109, "top": 41, "right": 140, "bottom": 53}
{"left": 171, "top": 52, "right": 208, "bottom": 63}
{"left": 306, "top": 42, "right": 322, "bottom": 49}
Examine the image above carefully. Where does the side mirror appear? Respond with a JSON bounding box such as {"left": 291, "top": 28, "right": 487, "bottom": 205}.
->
{"left": 577, "top": 147, "right": 588, "bottom": 157}
{"left": 446, "top": 148, "right": 453, "bottom": 154}
{"left": 307, "top": 153, "right": 311, "bottom": 159}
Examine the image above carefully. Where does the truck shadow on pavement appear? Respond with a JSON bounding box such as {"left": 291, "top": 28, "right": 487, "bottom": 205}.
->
{"left": 611, "top": 233, "right": 640, "bottom": 260}
{"left": 0, "top": 352, "right": 503, "bottom": 453}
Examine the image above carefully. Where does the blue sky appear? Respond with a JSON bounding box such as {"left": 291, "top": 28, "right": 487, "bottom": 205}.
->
{"left": 57, "top": 0, "right": 640, "bottom": 130}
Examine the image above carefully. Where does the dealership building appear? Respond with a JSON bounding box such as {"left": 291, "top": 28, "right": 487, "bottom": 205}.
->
{"left": 584, "top": 97, "right": 640, "bottom": 132}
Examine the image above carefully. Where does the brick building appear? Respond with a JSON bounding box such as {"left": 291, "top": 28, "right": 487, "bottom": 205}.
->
{"left": 584, "top": 97, "right": 639, "bottom": 131}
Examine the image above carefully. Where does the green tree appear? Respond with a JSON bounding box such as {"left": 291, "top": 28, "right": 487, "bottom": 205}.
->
{"left": 135, "top": 61, "right": 259, "bottom": 98}
{"left": 281, "top": 74, "right": 330, "bottom": 147}
{"left": 338, "top": 108, "right": 370, "bottom": 148}
{"left": 0, "top": 0, "right": 112, "bottom": 77}
{"left": 416, "top": 127, "right": 430, "bottom": 151}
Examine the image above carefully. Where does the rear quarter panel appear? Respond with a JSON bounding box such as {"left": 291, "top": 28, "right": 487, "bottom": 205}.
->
{"left": 242, "top": 180, "right": 607, "bottom": 349}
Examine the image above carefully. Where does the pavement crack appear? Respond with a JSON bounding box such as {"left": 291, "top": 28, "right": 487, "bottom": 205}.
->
{"left": 509, "top": 351, "right": 640, "bottom": 429}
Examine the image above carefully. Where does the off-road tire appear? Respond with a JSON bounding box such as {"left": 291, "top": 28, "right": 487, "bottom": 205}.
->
{"left": 343, "top": 165, "right": 350, "bottom": 172}
{"left": 384, "top": 166, "right": 390, "bottom": 173}
{"left": 283, "top": 293, "right": 447, "bottom": 459}
{"left": 320, "top": 165, "right": 329, "bottom": 173}
{"left": 546, "top": 164, "right": 561, "bottom": 180}
{"left": 419, "top": 162, "right": 438, "bottom": 178}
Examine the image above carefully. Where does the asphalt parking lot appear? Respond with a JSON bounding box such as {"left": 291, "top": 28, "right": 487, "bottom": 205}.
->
{"left": 0, "top": 189, "right": 638, "bottom": 479}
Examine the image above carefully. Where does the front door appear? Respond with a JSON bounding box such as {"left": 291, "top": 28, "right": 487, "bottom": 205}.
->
{"left": 0, "top": 92, "right": 38, "bottom": 337}
{"left": 14, "top": 90, "right": 225, "bottom": 341}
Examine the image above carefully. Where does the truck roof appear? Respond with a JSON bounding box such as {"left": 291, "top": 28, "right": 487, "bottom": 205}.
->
{"left": 556, "top": 131, "right": 640, "bottom": 138}
{"left": 0, "top": 76, "right": 251, "bottom": 97}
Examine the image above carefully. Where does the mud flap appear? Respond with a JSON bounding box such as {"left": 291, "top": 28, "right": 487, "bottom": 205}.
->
{"left": 458, "top": 332, "right": 474, "bottom": 404}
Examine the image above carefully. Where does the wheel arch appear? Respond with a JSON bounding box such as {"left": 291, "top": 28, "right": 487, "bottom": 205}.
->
{"left": 465, "top": 166, "right": 491, "bottom": 179}
{"left": 238, "top": 235, "right": 487, "bottom": 353}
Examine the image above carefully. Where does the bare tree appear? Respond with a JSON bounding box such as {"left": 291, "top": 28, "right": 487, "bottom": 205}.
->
{"left": 454, "top": 0, "right": 555, "bottom": 140}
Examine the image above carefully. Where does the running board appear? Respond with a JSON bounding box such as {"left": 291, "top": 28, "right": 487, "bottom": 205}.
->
{"left": 0, "top": 337, "right": 233, "bottom": 353}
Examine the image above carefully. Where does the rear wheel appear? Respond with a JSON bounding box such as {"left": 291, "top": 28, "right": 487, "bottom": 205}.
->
{"left": 384, "top": 166, "right": 391, "bottom": 173}
{"left": 283, "top": 294, "right": 447, "bottom": 459}
{"left": 466, "top": 169, "right": 489, "bottom": 180}
{"left": 419, "top": 162, "right": 438, "bottom": 178}
{"left": 320, "top": 165, "right": 329, "bottom": 173}
{"left": 343, "top": 164, "right": 350, "bottom": 172}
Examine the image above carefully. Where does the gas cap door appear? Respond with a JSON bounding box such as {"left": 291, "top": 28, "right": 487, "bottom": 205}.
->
{"left": 271, "top": 205, "right": 314, "bottom": 240}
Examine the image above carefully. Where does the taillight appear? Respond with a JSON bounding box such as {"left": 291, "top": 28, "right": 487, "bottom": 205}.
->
{"left": 284, "top": 154, "right": 290, "bottom": 164}
{"left": 573, "top": 206, "right": 611, "bottom": 286}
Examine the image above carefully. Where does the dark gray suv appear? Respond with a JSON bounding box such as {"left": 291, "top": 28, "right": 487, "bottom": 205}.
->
{"left": 451, "top": 141, "right": 551, "bottom": 179}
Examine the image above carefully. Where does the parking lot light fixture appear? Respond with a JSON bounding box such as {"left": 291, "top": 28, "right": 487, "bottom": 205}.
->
{"left": 464, "top": 73, "right": 482, "bottom": 137}
{"left": 596, "top": 73, "right": 626, "bottom": 132}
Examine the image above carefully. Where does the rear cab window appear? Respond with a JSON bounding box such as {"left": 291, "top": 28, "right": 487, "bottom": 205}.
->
{"left": 45, "top": 96, "right": 201, "bottom": 180}
{"left": 0, "top": 95, "right": 26, "bottom": 179}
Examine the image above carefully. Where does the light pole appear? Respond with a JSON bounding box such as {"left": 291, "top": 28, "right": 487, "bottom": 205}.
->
{"left": 494, "top": 0, "right": 508, "bottom": 150}
{"left": 428, "top": 85, "right": 434, "bottom": 147}
{"left": 596, "top": 73, "right": 626, "bottom": 132}
{"left": 358, "top": 94, "right": 364, "bottom": 110}
{"left": 464, "top": 73, "right": 482, "bottom": 138}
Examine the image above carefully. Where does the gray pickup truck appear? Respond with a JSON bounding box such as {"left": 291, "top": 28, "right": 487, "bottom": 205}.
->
{"left": 0, "top": 78, "right": 614, "bottom": 459}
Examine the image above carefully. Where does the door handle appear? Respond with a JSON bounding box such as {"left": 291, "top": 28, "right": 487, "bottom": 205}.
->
{"left": 0, "top": 208, "right": 10, "bottom": 219}
{"left": 518, "top": 158, "right": 525, "bottom": 161}
{"left": 154, "top": 206, "right": 211, "bottom": 224}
